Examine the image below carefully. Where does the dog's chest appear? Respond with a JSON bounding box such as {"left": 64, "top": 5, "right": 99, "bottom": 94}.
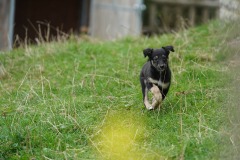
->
{"left": 148, "top": 77, "right": 170, "bottom": 89}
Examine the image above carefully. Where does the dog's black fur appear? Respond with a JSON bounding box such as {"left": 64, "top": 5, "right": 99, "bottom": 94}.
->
{"left": 140, "top": 46, "right": 174, "bottom": 110}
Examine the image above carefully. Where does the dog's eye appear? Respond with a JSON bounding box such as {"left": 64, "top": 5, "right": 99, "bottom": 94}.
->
{"left": 162, "top": 57, "right": 167, "bottom": 62}
{"left": 153, "top": 57, "right": 158, "bottom": 61}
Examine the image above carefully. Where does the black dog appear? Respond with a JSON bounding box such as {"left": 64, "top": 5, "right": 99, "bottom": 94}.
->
{"left": 140, "top": 46, "right": 174, "bottom": 110}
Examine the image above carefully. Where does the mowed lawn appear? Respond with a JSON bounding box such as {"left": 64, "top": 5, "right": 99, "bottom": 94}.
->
{"left": 0, "top": 21, "right": 235, "bottom": 159}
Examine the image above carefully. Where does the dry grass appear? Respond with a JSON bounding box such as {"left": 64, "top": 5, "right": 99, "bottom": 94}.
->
{"left": 0, "top": 20, "right": 235, "bottom": 159}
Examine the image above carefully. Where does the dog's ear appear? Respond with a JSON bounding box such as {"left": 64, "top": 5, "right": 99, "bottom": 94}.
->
{"left": 143, "top": 48, "right": 153, "bottom": 58}
{"left": 162, "top": 46, "right": 175, "bottom": 53}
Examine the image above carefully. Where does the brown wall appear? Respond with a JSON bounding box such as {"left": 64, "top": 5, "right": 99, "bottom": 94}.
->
{"left": 14, "top": 0, "right": 86, "bottom": 43}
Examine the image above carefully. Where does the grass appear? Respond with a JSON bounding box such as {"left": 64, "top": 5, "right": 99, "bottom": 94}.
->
{"left": 0, "top": 21, "right": 236, "bottom": 159}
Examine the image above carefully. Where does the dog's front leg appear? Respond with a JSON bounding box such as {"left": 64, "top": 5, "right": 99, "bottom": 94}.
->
{"left": 150, "top": 84, "right": 162, "bottom": 109}
{"left": 143, "top": 88, "right": 153, "bottom": 110}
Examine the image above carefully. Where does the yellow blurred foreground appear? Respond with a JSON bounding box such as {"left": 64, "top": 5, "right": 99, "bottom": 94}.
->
{"left": 93, "top": 111, "right": 164, "bottom": 160}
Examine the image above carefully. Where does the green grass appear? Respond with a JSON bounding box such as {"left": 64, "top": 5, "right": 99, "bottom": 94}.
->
{"left": 0, "top": 21, "right": 233, "bottom": 159}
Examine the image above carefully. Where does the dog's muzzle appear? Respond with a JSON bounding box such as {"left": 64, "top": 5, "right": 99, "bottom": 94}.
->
{"left": 157, "top": 64, "right": 166, "bottom": 71}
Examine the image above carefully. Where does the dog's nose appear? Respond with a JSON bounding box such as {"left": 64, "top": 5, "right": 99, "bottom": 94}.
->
{"left": 160, "top": 64, "right": 165, "bottom": 69}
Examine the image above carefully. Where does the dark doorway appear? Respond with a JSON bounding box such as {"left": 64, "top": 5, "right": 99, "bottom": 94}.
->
{"left": 14, "top": 0, "right": 90, "bottom": 44}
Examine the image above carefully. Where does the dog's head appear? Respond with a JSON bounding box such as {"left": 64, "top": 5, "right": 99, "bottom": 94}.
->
{"left": 143, "top": 46, "right": 174, "bottom": 72}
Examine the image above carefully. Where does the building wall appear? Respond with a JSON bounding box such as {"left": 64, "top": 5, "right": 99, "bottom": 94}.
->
{"left": 220, "top": 0, "right": 240, "bottom": 20}
{"left": 0, "top": 0, "right": 14, "bottom": 51}
{"left": 89, "top": 0, "right": 144, "bottom": 40}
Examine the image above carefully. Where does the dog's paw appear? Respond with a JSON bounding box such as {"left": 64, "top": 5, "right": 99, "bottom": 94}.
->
{"left": 147, "top": 106, "right": 154, "bottom": 110}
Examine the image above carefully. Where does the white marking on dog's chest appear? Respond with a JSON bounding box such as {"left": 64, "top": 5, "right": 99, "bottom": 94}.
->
{"left": 148, "top": 78, "right": 170, "bottom": 89}
{"left": 158, "top": 80, "right": 170, "bottom": 89}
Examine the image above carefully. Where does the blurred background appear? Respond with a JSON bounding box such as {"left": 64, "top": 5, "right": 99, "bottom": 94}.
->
{"left": 0, "top": 0, "right": 239, "bottom": 51}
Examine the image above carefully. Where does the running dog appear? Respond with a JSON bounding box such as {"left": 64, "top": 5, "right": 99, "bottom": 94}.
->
{"left": 140, "top": 46, "right": 174, "bottom": 110}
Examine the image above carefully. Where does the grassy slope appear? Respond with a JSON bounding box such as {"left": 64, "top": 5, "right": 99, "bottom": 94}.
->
{"left": 0, "top": 21, "right": 229, "bottom": 159}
